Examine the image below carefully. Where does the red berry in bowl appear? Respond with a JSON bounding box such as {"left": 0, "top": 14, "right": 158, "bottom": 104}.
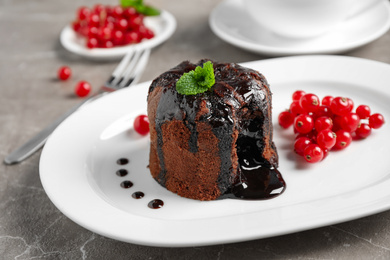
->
{"left": 77, "top": 6, "right": 91, "bottom": 21}
{"left": 278, "top": 111, "right": 294, "bottom": 129}
{"left": 134, "top": 115, "right": 150, "bottom": 135}
{"left": 86, "top": 37, "right": 99, "bottom": 48}
{"left": 355, "top": 123, "right": 372, "bottom": 139}
{"left": 369, "top": 113, "right": 385, "bottom": 129}
{"left": 294, "top": 114, "right": 314, "bottom": 134}
{"left": 300, "top": 93, "right": 320, "bottom": 113}
{"left": 304, "top": 144, "right": 324, "bottom": 163}
{"left": 333, "top": 130, "right": 352, "bottom": 150}
{"left": 74, "top": 81, "right": 91, "bottom": 97}
{"left": 57, "top": 66, "right": 71, "bottom": 81}
{"left": 356, "top": 105, "right": 371, "bottom": 119}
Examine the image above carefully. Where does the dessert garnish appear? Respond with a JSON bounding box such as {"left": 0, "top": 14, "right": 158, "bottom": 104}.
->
{"left": 278, "top": 90, "right": 385, "bottom": 163}
{"left": 176, "top": 61, "right": 215, "bottom": 95}
{"left": 121, "top": 0, "right": 160, "bottom": 16}
{"left": 133, "top": 114, "right": 150, "bottom": 135}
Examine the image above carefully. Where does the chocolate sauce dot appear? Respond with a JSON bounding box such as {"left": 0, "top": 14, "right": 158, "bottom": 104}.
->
{"left": 120, "top": 180, "right": 133, "bottom": 188}
{"left": 117, "top": 158, "right": 129, "bottom": 165}
{"left": 132, "top": 191, "right": 145, "bottom": 199}
{"left": 148, "top": 199, "right": 164, "bottom": 209}
{"left": 116, "top": 169, "right": 128, "bottom": 177}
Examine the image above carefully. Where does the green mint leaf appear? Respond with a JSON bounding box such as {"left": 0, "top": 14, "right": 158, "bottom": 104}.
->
{"left": 121, "top": 0, "right": 143, "bottom": 7}
{"left": 140, "top": 5, "right": 161, "bottom": 16}
{"left": 121, "top": 0, "right": 160, "bottom": 16}
{"left": 176, "top": 61, "right": 215, "bottom": 95}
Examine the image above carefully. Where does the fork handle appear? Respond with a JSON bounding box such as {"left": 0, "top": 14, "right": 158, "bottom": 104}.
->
{"left": 3, "top": 97, "right": 94, "bottom": 165}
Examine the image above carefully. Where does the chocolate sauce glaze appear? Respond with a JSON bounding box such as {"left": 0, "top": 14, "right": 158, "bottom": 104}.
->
{"left": 148, "top": 59, "right": 286, "bottom": 200}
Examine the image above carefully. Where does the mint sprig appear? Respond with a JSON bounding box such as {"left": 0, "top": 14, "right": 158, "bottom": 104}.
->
{"left": 176, "top": 61, "right": 215, "bottom": 95}
{"left": 121, "top": 0, "right": 160, "bottom": 16}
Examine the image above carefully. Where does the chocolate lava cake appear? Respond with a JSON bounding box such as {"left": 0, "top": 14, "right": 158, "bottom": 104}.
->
{"left": 147, "top": 59, "right": 285, "bottom": 201}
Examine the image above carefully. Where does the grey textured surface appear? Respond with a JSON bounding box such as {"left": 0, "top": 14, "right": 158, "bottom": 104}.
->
{"left": 1, "top": 0, "right": 390, "bottom": 259}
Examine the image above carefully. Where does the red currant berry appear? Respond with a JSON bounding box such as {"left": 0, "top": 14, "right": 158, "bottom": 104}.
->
{"left": 100, "top": 40, "right": 114, "bottom": 48}
{"left": 314, "top": 116, "right": 333, "bottom": 132}
{"left": 57, "top": 66, "right": 71, "bottom": 81}
{"left": 128, "top": 15, "right": 143, "bottom": 29}
{"left": 278, "top": 111, "right": 294, "bottom": 129}
{"left": 134, "top": 115, "right": 150, "bottom": 135}
{"left": 123, "top": 7, "right": 137, "bottom": 17}
{"left": 87, "top": 26, "right": 99, "bottom": 38}
{"left": 317, "top": 129, "right": 337, "bottom": 149}
{"left": 294, "top": 114, "right": 314, "bottom": 134}
{"left": 347, "top": 98, "right": 354, "bottom": 112}
{"left": 77, "top": 6, "right": 91, "bottom": 21}
{"left": 74, "top": 81, "right": 91, "bottom": 97}
{"left": 116, "top": 18, "right": 128, "bottom": 31}
{"left": 289, "top": 101, "right": 304, "bottom": 116}
{"left": 322, "top": 148, "right": 329, "bottom": 160}
{"left": 72, "top": 21, "right": 82, "bottom": 32}
{"left": 299, "top": 93, "right": 320, "bottom": 113}
{"left": 112, "top": 30, "right": 124, "bottom": 45}
{"left": 86, "top": 37, "right": 99, "bottom": 49}
{"left": 304, "top": 144, "right": 324, "bottom": 163}
{"left": 294, "top": 137, "right": 312, "bottom": 156}
{"left": 356, "top": 105, "right": 371, "bottom": 119}
{"left": 93, "top": 4, "right": 105, "bottom": 15}
{"left": 340, "top": 113, "right": 360, "bottom": 132}
{"left": 332, "top": 116, "right": 343, "bottom": 132}
{"left": 315, "top": 105, "right": 333, "bottom": 118}
{"left": 355, "top": 123, "right": 372, "bottom": 139}
{"left": 321, "top": 96, "right": 333, "bottom": 106}
{"left": 97, "top": 27, "right": 112, "bottom": 40}
{"left": 333, "top": 130, "right": 352, "bottom": 150}
{"left": 330, "top": 97, "right": 351, "bottom": 116}
{"left": 292, "top": 90, "right": 305, "bottom": 102}
{"left": 88, "top": 13, "right": 100, "bottom": 26}
{"left": 112, "top": 6, "right": 123, "bottom": 17}
{"left": 124, "top": 31, "right": 140, "bottom": 44}
{"left": 369, "top": 113, "right": 385, "bottom": 129}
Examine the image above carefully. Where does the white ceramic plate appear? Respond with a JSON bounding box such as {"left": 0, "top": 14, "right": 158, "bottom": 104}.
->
{"left": 60, "top": 10, "right": 176, "bottom": 60}
{"left": 209, "top": 0, "right": 390, "bottom": 56}
{"left": 40, "top": 56, "right": 390, "bottom": 247}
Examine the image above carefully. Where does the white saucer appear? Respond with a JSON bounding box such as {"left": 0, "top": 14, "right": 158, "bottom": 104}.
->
{"left": 209, "top": 0, "right": 390, "bottom": 56}
{"left": 60, "top": 10, "right": 176, "bottom": 60}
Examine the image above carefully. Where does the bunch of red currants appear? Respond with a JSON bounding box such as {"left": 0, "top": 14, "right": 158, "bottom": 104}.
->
{"left": 278, "top": 90, "right": 385, "bottom": 163}
{"left": 72, "top": 4, "right": 155, "bottom": 49}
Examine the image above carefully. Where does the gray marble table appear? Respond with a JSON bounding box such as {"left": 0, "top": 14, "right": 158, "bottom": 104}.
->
{"left": 2, "top": 0, "right": 390, "bottom": 259}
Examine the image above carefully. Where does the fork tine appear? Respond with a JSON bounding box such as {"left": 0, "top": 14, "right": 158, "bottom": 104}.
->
{"left": 106, "top": 49, "right": 135, "bottom": 87}
{"left": 118, "top": 48, "right": 151, "bottom": 88}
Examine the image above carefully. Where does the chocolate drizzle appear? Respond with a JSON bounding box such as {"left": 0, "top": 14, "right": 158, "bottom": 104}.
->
{"left": 148, "top": 60, "right": 285, "bottom": 200}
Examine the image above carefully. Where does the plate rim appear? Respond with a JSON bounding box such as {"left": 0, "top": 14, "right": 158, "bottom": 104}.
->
{"left": 60, "top": 10, "right": 177, "bottom": 60}
{"left": 209, "top": 0, "right": 390, "bottom": 56}
{"left": 40, "top": 55, "right": 390, "bottom": 247}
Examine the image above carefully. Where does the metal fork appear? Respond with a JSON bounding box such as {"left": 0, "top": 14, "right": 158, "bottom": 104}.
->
{"left": 4, "top": 48, "right": 150, "bottom": 165}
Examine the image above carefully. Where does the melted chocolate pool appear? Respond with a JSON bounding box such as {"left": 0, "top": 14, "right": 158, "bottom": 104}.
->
{"left": 148, "top": 199, "right": 164, "bottom": 209}
{"left": 132, "top": 191, "right": 145, "bottom": 199}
